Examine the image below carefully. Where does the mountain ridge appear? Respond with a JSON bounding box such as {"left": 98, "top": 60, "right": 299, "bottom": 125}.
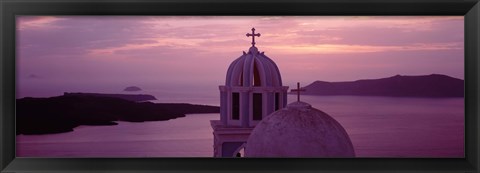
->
{"left": 293, "top": 74, "right": 463, "bottom": 98}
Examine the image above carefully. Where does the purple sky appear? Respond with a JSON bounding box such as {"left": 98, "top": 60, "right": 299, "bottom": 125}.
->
{"left": 17, "top": 16, "right": 464, "bottom": 98}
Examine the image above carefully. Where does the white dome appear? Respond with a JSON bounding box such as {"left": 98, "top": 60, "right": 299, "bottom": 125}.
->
{"left": 225, "top": 46, "right": 283, "bottom": 87}
{"left": 245, "top": 101, "right": 355, "bottom": 157}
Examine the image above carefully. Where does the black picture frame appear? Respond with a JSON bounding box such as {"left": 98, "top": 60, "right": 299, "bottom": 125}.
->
{"left": 1, "top": 0, "right": 479, "bottom": 172}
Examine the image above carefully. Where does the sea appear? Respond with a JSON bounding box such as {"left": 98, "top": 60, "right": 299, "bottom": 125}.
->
{"left": 16, "top": 92, "right": 464, "bottom": 158}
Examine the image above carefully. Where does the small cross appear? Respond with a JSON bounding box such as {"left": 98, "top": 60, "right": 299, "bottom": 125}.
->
{"left": 246, "top": 28, "right": 261, "bottom": 47}
{"left": 291, "top": 82, "right": 306, "bottom": 102}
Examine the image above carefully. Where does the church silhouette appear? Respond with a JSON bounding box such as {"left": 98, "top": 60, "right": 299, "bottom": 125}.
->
{"left": 210, "top": 28, "right": 354, "bottom": 157}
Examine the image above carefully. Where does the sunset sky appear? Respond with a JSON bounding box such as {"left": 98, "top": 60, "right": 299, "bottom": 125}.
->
{"left": 17, "top": 16, "right": 464, "bottom": 99}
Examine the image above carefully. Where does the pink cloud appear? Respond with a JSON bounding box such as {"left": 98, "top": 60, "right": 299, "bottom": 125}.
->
{"left": 17, "top": 16, "right": 65, "bottom": 30}
{"left": 263, "top": 42, "right": 463, "bottom": 55}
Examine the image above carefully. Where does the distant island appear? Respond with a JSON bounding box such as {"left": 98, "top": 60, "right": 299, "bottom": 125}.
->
{"left": 291, "top": 74, "right": 463, "bottom": 98}
{"left": 17, "top": 94, "right": 219, "bottom": 135}
{"left": 64, "top": 92, "right": 156, "bottom": 102}
{"left": 124, "top": 86, "right": 142, "bottom": 92}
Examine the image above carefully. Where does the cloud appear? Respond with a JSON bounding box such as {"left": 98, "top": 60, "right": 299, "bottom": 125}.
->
{"left": 255, "top": 16, "right": 464, "bottom": 49}
{"left": 16, "top": 16, "right": 464, "bottom": 97}
{"left": 17, "top": 16, "right": 65, "bottom": 30}
{"left": 265, "top": 42, "right": 463, "bottom": 55}
{"left": 18, "top": 16, "right": 463, "bottom": 60}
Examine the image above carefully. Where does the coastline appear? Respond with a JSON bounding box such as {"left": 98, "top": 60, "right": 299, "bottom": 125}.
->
{"left": 16, "top": 93, "right": 220, "bottom": 135}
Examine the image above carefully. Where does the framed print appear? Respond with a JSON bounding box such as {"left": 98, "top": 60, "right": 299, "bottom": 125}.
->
{"left": 1, "top": 0, "right": 479, "bottom": 172}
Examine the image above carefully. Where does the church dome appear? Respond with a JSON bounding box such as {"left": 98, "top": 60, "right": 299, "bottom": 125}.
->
{"left": 245, "top": 101, "right": 355, "bottom": 157}
{"left": 225, "top": 46, "right": 283, "bottom": 87}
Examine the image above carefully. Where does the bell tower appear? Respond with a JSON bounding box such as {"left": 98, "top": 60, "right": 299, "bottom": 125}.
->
{"left": 210, "top": 28, "right": 289, "bottom": 157}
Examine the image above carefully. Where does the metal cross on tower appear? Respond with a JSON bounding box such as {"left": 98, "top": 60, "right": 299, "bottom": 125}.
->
{"left": 291, "top": 82, "right": 306, "bottom": 102}
{"left": 246, "top": 28, "right": 261, "bottom": 47}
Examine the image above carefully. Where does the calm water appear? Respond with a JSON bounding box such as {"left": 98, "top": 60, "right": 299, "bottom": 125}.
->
{"left": 16, "top": 95, "right": 464, "bottom": 158}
